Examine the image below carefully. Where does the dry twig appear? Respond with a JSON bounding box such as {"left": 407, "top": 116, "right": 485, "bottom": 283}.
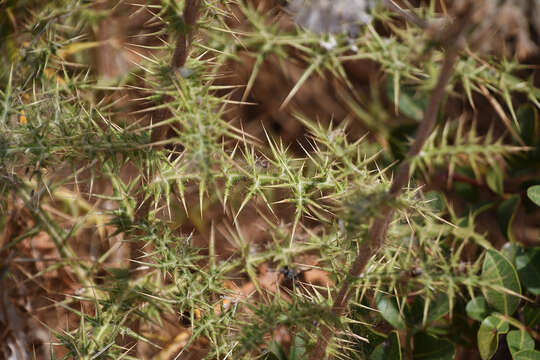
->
{"left": 308, "top": 4, "right": 476, "bottom": 358}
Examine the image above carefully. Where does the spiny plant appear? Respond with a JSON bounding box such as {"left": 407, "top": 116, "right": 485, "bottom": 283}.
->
{"left": 1, "top": 1, "right": 540, "bottom": 360}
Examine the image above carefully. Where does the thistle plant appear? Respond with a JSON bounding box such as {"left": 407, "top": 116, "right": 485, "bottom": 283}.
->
{"left": 1, "top": 1, "right": 540, "bottom": 360}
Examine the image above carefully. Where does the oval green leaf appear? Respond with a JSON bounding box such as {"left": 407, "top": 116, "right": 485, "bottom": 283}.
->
{"left": 501, "top": 242, "right": 520, "bottom": 264}
{"left": 527, "top": 186, "right": 540, "bottom": 207}
{"left": 523, "top": 305, "right": 540, "bottom": 328}
{"left": 513, "top": 350, "right": 540, "bottom": 360}
{"left": 516, "top": 104, "right": 538, "bottom": 146}
{"left": 425, "top": 293, "right": 450, "bottom": 325}
{"left": 266, "top": 340, "right": 287, "bottom": 360}
{"left": 515, "top": 247, "right": 540, "bottom": 295}
{"left": 507, "top": 330, "right": 534, "bottom": 357}
{"left": 371, "top": 331, "right": 401, "bottom": 360}
{"left": 466, "top": 297, "right": 490, "bottom": 322}
{"left": 413, "top": 332, "right": 455, "bottom": 360}
{"left": 424, "top": 191, "right": 445, "bottom": 213}
{"left": 386, "top": 78, "right": 426, "bottom": 122}
{"left": 486, "top": 167, "right": 504, "bottom": 195}
{"left": 288, "top": 335, "right": 307, "bottom": 360}
{"left": 477, "top": 315, "right": 509, "bottom": 360}
{"left": 481, "top": 249, "right": 521, "bottom": 315}
{"left": 376, "top": 295, "right": 406, "bottom": 330}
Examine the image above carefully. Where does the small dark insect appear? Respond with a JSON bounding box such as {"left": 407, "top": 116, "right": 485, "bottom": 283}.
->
{"left": 399, "top": 265, "right": 423, "bottom": 281}
{"left": 279, "top": 265, "right": 311, "bottom": 281}
{"left": 409, "top": 266, "right": 423, "bottom": 278}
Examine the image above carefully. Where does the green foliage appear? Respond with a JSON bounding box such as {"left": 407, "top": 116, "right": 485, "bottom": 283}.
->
{"left": 371, "top": 331, "right": 401, "bottom": 360}
{"left": 507, "top": 330, "right": 535, "bottom": 357}
{"left": 497, "top": 196, "right": 521, "bottom": 242}
{"left": 515, "top": 247, "right": 540, "bottom": 295}
{"left": 513, "top": 350, "right": 540, "bottom": 360}
{"left": 464, "top": 246, "right": 540, "bottom": 360}
{"left": 478, "top": 315, "right": 509, "bottom": 360}
{"left": 266, "top": 335, "right": 307, "bottom": 360}
{"left": 481, "top": 249, "right": 521, "bottom": 315}
{"left": 527, "top": 186, "right": 540, "bottom": 207}
{"left": 376, "top": 295, "right": 407, "bottom": 330}
{"left": 466, "top": 297, "right": 490, "bottom": 322}
{"left": 413, "top": 332, "right": 455, "bottom": 360}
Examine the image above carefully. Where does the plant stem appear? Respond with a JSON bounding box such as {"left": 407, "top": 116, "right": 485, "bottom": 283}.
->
{"left": 308, "top": 27, "right": 464, "bottom": 360}
{"left": 171, "top": 0, "right": 202, "bottom": 69}
{"left": 139, "top": 0, "right": 203, "bottom": 221}
{"left": 150, "top": 0, "right": 202, "bottom": 145}
{"left": 8, "top": 182, "right": 96, "bottom": 294}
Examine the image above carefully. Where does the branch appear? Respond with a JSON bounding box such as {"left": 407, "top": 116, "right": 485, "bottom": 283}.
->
{"left": 308, "top": 7, "right": 474, "bottom": 359}
{"left": 171, "top": 0, "right": 202, "bottom": 69}
{"left": 150, "top": 0, "right": 202, "bottom": 145}
{"left": 137, "top": 0, "right": 202, "bottom": 222}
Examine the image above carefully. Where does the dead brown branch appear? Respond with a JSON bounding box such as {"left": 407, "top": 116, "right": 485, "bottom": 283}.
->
{"left": 308, "top": 5, "right": 476, "bottom": 359}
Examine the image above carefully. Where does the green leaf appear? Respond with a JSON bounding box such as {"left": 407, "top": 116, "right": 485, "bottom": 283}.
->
{"left": 501, "top": 242, "right": 520, "bottom": 264}
{"left": 288, "top": 335, "right": 307, "bottom": 360}
{"left": 477, "top": 315, "right": 509, "bottom": 360}
{"left": 424, "top": 191, "right": 445, "bottom": 213}
{"left": 386, "top": 78, "right": 426, "bottom": 122}
{"left": 376, "top": 295, "right": 406, "bottom": 330}
{"left": 371, "top": 331, "right": 401, "bottom": 360}
{"left": 413, "top": 332, "right": 455, "bottom": 360}
{"left": 515, "top": 104, "right": 538, "bottom": 146}
{"left": 466, "top": 297, "right": 490, "bottom": 321}
{"left": 507, "top": 330, "right": 534, "bottom": 357}
{"left": 523, "top": 305, "right": 540, "bottom": 328}
{"left": 454, "top": 181, "right": 478, "bottom": 203}
{"left": 481, "top": 250, "right": 521, "bottom": 315}
{"left": 527, "top": 186, "right": 540, "bottom": 207}
{"left": 425, "top": 293, "right": 450, "bottom": 324}
{"left": 266, "top": 340, "right": 287, "bottom": 360}
{"left": 486, "top": 167, "right": 504, "bottom": 195}
{"left": 497, "top": 196, "right": 520, "bottom": 242}
{"left": 513, "top": 350, "right": 540, "bottom": 360}
{"left": 515, "top": 247, "right": 540, "bottom": 295}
